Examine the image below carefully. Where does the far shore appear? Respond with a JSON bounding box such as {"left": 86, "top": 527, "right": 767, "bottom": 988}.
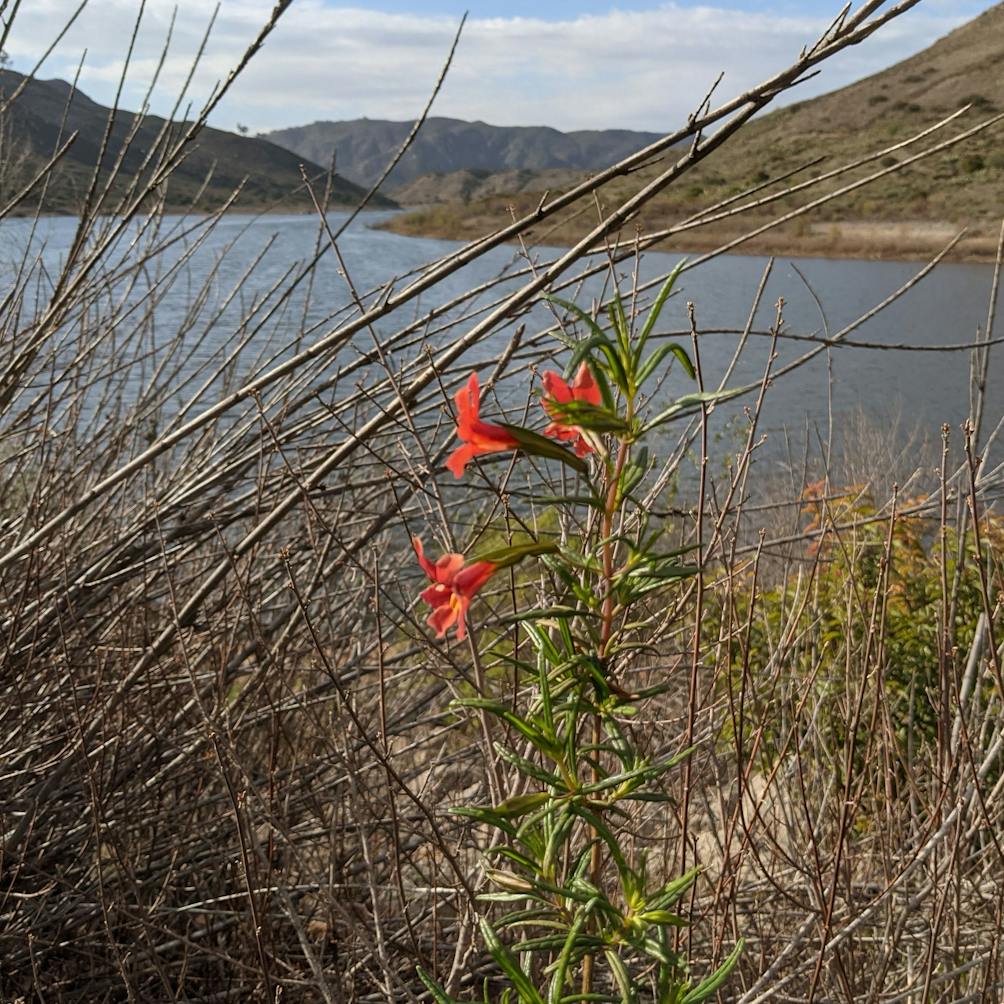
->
{"left": 378, "top": 209, "right": 1002, "bottom": 265}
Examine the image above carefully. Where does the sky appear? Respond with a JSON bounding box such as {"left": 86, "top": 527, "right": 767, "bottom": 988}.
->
{"left": 5, "top": 1, "right": 993, "bottom": 135}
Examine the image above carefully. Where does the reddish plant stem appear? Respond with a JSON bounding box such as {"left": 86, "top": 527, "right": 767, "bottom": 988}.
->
{"left": 582, "top": 433, "right": 631, "bottom": 997}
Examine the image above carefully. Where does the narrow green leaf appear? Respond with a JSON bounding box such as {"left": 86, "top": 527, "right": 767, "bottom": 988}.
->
{"left": 542, "top": 806, "right": 577, "bottom": 874}
{"left": 573, "top": 810, "right": 630, "bottom": 886}
{"left": 480, "top": 917, "right": 548, "bottom": 1004}
{"left": 605, "top": 949, "right": 638, "bottom": 1004}
{"left": 494, "top": 744, "right": 564, "bottom": 787}
{"left": 490, "top": 847, "right": 542, "bottom": 873}
{"left": 493, "top": 791, "right": 551, "bottom": 818}
{"left": 636, "top": 260, "right": 686, "bottom": 358}
{"left": 549, "top": 903, "right": 596, "bottom": 1004}
{"left": 638, "top": 910, "right": 688, "bottom": 927}
{"left": 501, "top": 605, "right": 589, "bottom": 625}
{"left": 479, "top": 891, "right": 545, "bottom": 903}
{"left": 627, "top": 933, "right": 678, "bottom": 966}
{"left": 636, "top": 342, "right": 696, "bottom": 387}
{"left": 545, "top": 399, "right": 632, "bottom": 434}
{"left": 594, "top": 339, "right": 630, "bottom": 394}
{"left": 499, "top": 422, "right": 590, "bottom": 474}
{"left": 495, "top": 908, "right": 562, "bottom": 929}
{"left": 471, "top": 540, "right": 559, "bottom": 568}
{"left": 641, "top": 386, "right": 745, "bottom": 433}
{"left": 417, "top": 966, "right": 459, "bottom": 1004}
{"left": 608, "top": 294, "right": 631, "bottom": 360}
{"left": 589, "top": 362, "right": 617, "bottom": 411}
{"left": 545, "top": 295, "right": 609, "bottom": 346}
{"left": 522, "top": 621, "right": 563, "bottom": 663}
{"left": 648, "top": 868, "right": 700, "bottom": 911}
{"left": 535, "top": 493, "right": 605, "bottom": 510}
{"left": 681, "top": 939, "right": 744, "bottom": 1004}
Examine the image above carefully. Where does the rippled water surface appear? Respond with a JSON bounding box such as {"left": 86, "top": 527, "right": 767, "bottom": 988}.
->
{"left": 6, "top": 210, "right": 1002, "bottom": 478}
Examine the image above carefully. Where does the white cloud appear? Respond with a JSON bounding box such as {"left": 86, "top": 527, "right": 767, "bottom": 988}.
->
{"left": 5, "top": 1, "right": 975, "bottom": 133}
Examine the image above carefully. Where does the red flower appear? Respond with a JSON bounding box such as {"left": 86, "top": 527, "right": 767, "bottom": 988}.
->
{"left": 446, "top": 372, "right": 519, "bottom": 479}
{"left": 541, "top": 362, "right": 602, "bottom": 457}
{"left": 413, "top": 537, "right": 497, "bottom": 640}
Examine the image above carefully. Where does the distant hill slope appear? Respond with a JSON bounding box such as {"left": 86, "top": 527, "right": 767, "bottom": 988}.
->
{"left": 0, "top": 71, "right": 395, "bottom": 214}
{"left": 380, "top": 3, "right": 1004, "bottom": 260}
{"left": 390, "top": 167, "right": 584, "bottom": 206}
{"left": 264, "top": 117, "right": 663, "bottom": 188}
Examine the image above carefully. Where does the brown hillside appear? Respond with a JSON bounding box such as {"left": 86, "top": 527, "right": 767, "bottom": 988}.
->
{"left": 0, "top": 71, "right": 396, "bottom": 215}
{"left": 381, "top": 4, "right": 1004, "bottom": 260}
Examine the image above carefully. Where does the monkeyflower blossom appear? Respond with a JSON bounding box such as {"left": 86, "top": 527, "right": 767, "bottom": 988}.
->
{"left": 446, "top": 372, "right": 519, "bottom": 478}
{"left": 413, "top": 537, "right": 497, "bottom": 640}
{"left": 541, "top": 362, "right": 602, "bottom": 457}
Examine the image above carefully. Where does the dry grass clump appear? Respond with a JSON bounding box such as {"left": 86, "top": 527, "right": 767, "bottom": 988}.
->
{"left": 2, "top": 2, "right": 1004, "bottom": 1001}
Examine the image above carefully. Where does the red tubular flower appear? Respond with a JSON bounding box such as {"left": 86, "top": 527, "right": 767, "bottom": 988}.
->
{"left": 541, "top": 362, "right": 602, "bottom": 457}
{"left": 413, "top": 537, "right": 498, "bottom": 640}
{"left": 446, "top": 372, "right": 519, "bottom": 479}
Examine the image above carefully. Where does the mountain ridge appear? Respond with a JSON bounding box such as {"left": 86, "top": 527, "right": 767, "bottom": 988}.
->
{"left": 0, "top": 71, "right": 396, "bottom": 214}
{"left": 264, "top": 117, "right": 664, "bottom": 189}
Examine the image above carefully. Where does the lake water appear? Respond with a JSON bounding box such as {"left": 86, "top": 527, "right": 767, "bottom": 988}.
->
{"left": 5, "top": 209, "right": 1002, "bottom": 488}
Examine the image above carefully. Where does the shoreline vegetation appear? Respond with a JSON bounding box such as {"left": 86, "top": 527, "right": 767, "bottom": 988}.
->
{"left": 378, "top": 208, "right": 1003, "bottom": 263}
{"left": 14, "top": 204, "right": 999, "bottom": 265}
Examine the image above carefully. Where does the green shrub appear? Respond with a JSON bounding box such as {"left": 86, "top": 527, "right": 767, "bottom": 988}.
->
{"left": 708, "top": 484, "right": 1001, "bottom": 778}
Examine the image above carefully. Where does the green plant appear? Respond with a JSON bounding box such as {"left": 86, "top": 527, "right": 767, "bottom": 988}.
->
{"left": 710, "top": 481, "right": 1002, "bottom": 772}
{"left": 411, "top": 263, "right": 742, "bottom": 1002}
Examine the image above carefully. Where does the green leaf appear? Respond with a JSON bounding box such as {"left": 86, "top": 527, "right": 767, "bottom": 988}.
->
{"left": 589, "top": 362, "right": 617, "bottom": 412}
{"left": 545, "top": 399, "right": 633, "bottom": 435}
{"left": 499, "top": 422, "right": 590, "bottom": 474}
{"left": 681, "top": 940, "right": 744, "bottom": 1004}
{"left": 608, "top": 294, "right": 631, "bottom": 360}
{"left": 579, "top": 756, "right": 683, "bottom": 797}
{"left": 594, "top": 339, "right": 630, "bottom": 394}
{"left": 636, "top": 260, "right": 686, "bottom": 358}
{"left": 628, "top": 557, "right": 700, "bottom": 582}
{"left": 417, "top": 966, "right": 459, "bottom": 1004}
{"left": 490, "top": 847, "right": 543, "bottom": 874}
{"left": 617, "top": 449, "right": 649, "bottom": 505}
{"left": 648, "top": 868, "right": 700, "bottom": 911}
{"left": 604, "top": 949, "right": 638, "bottom": 1004}
{"left": 534, "top": 493, "right": 605, "bottom": 510}
{"left": 638, "top": 910, "right": 688, "bottom": 927}
{"left": 545, "top": 294, "right": 609, "bottom": 347}
{"left": 549, "top": 903, "right": 597, "bottom": 1004}
{"left": 471, "top": 540, "right": 559, "bottom": 568}
{"left": 624, "top": 790, "right": 675, "bottom": 803}
{"left": 494, "top": 743, "right": 564, "bottom": 787}
{"left": 638, "top": 259, "right": 686, "bottom": 353}
{"left": 451, "top": 699, "right": 562, "bottom": 757}
{"left": 495, "top": 907, "right": 561, "bottom": 930}
{"left": 501, "top": 605, "right": 589, "bottom": 625}
{"left": 542, "top": 806, "right": 578, "bottom": 874}
{"left": 633, "top": 933, "right": 678, "bottom": 966}
{"left": 546, "top": 294, "right": 629, "bottom": 392}
{"left": 450, "top": 806, "right": 518, "bottom": 836}
{"left": 480, "top": 916, "right": 548, "bottom": 1004}
{"left": 636, "top": 342, "right": 695, "bottom": 387}
{"left": 565, "top": 333, "right": 610, "bottom": 381}
{"left": 641, "top": 386, "right": 744, "bottom": 433}
{"left": 480, "top": 891, "right": 544, "bottom": 903}
{"left": 572, "top": 807, "right": 631, "bottom": 886}
{"left": 522, "top": 621, "right": 563, "bottom": 663}
{"left": 484, "top": 868, "right": 536, "bottom": 894}
{"left": 493, "top": 791, "right": 551, "bottom": 818}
